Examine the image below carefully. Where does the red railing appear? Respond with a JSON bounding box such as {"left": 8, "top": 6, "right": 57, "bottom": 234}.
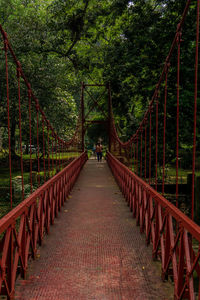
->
{"left": 107, "top": 151, "right": 200, "bottom": 299}
{"left": 0, "top": 152, "right": 87, "bottom": 299}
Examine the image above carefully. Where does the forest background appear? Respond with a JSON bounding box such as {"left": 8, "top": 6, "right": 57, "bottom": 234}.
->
{"left": 0, "top": 0, "right": 198, "bottom": 159}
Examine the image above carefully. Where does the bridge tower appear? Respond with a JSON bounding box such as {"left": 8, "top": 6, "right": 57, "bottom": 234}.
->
{"left": 81, "top": 82, "right": 112, "bottom": 152}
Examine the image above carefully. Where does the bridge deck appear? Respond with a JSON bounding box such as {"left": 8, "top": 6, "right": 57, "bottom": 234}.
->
{"left": 15, "top": 158, "right": 173, "bottom": 300}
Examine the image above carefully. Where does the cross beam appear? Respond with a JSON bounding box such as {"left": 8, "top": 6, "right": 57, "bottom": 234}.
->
{"left": 80, "top": 82, "right": 111, "bottom": 151}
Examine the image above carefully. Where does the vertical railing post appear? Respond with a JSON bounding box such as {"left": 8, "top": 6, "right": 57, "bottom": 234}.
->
{"left": 47, "top": 123, "right": 50, "bottom": 179}
{"left": 176, "top": 29, "right": 181, "bottom": 209}
{"left": 192, "top": 0, "right": 199, "bottom": 221}
{"left": 28, "top": 85, "right": 33, "bottom": 193}
{"left": 136, "top": 136, "right": 139, "bottom": 175}
{"left": 162, "top": 64, "right": 170, "bottom": 195}
{"left": 144, "top": 123, "right": 147, "bottom": 181}
{"left": 107, "top": 82, "right": 112, "bottom": 152}
{"left": 7, "top": 227, "right": 14, "bottom": 300}
{"left": 149, "top": 108, "right": 152, "bottom": 185}
{"left": 17, "top": 62, "right": 24, "bottom": 201}
{"left": 140, "top": 130, "right": 143, "bottom": 178}
{"left": 36, "top": 100, "right": 40, "bottom": 186}
{"left": 42, "top": 116, "right": 46, "bottom": 182}
{"left": 155, "top": 94, "right": 159, "bottom": 191}
{"left": 81, "top": 82, "right": 85, "bottom": 152}
{"left": 4, "top": 35, "right": 12, "bottom": 209}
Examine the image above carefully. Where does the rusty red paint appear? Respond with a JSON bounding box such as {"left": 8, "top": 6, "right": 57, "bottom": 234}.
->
{"left": 107, "top": 152, "right": 200, "bottom": 299}
{"left": 0, "top": 153, "right": 87, "bottom": 299}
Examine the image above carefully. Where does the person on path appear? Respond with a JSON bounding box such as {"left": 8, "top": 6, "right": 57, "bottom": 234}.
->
{"left": 96, "top": 142, "right": 103, "bottom": 162}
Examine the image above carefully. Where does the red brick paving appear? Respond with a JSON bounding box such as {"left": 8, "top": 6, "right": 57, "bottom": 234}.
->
{"left": 15, "top": 159, "right": 173, "bottom": 300}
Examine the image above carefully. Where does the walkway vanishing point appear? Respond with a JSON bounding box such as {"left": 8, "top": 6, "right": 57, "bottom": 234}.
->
{"left": 15, "top": 158, "right": 173, "bottom": 300}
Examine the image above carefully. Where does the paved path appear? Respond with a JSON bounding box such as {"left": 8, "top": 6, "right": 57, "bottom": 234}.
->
{"left": 15, "top": 159, "right": 173, "bottom": 300}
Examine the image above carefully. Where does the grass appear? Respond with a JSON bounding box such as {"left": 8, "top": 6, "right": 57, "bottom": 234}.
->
{"left": 22, "top": 151, "right": 80, "bottom": 160}
{"left": 0, "top": 165, "right": 75, "bottom": 219}
{"left": 0, "top": 151, "right": 83, "bottom": 219}
{"left": 156, "top": 166, "right": 200, "bottom": 184}
{"left": 128, "top": 159, "right": 200, "bottom": 184}
{"left": 0, "top": 151, "right": 80, "bottom": 186}
{"left": 0, "top": 169, "right": 30, "bottom": 186}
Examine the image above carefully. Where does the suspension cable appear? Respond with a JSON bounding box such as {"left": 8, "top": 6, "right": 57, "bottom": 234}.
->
{"left": 192, "top": 0, "right": 200, "bottom": 220}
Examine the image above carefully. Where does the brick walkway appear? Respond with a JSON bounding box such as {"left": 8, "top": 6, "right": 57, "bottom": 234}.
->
{"left": 15, "top": 159, "right": 173, "bottom": 300}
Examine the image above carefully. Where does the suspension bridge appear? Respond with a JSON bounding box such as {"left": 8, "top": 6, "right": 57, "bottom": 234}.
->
{"left": 0, "top": 1, "right": 199, "bottom": 299}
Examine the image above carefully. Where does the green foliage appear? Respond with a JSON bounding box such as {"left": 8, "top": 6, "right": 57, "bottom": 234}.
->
{"left": 0, "top": 0, "right": 198, "bottom": 162}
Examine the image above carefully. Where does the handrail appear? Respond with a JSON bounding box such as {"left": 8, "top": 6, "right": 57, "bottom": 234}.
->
{"left": 107, "top": 151, "right": 200, "bottom": 299}
{"left": 0, "top": 152, "right": 87, "bottom": 299}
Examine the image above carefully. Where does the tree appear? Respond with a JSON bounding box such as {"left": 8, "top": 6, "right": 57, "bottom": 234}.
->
{"left": 0, "top": 0, "right": 197, "bottom": 165}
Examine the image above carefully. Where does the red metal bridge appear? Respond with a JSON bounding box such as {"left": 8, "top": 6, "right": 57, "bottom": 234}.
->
{"left": 0, "top": 0, "right": 200, "bottom": 299}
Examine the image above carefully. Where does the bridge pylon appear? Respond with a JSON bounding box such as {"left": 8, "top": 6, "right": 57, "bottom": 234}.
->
{"left": 80, "top": 82, "right": 112, "bottom": 151}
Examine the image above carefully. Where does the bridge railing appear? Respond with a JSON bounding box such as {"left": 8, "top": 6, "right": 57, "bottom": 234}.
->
{"left": 0, "top": 151, "right": 87, "bottom": 300}
{"left": 107, "top": 151, "right": 200, "bottom": 299}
